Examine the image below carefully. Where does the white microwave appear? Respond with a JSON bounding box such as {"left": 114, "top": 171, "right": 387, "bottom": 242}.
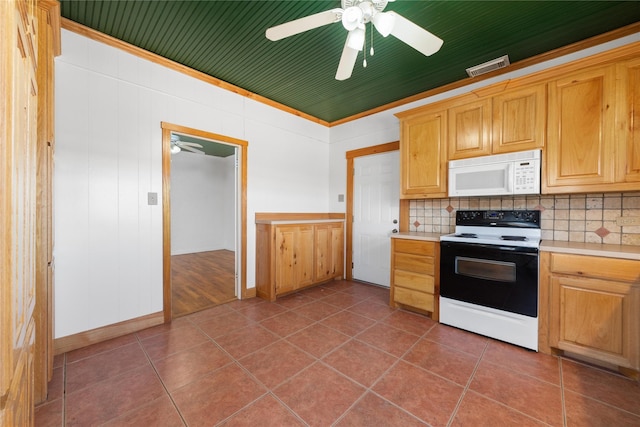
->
{"left": 448, "top": 149, "right": 541, "bottom": 197}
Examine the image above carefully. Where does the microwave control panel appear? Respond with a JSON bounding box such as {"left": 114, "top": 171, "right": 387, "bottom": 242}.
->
{"left": 513, "top": 160, "right": 540, "bottom": 194}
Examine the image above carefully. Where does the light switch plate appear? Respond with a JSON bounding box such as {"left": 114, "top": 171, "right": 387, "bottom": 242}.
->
{"left": 148, "top": 192, "right": 158, "bottom": 205}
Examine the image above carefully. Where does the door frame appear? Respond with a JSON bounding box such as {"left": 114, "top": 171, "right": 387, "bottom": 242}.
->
{"left": 161, "top": 122, "right": 248, "bottom": 323}
{"left": 345, "top": 141, "right": 404, "bottom": 281}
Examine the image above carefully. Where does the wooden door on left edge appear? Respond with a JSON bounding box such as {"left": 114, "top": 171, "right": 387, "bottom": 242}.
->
{"left": 1, "top": 0, "right": 39, "bottom": 425}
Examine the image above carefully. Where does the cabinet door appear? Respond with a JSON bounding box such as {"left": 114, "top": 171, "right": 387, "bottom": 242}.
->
{"left": 545, "top": 65, "right": 616, "bottom": 190}
{"left": 549, "top": 275, "right": 639, "bottom": 369}
{"left": 617, "top": 57, "right": 640, "bottom": 184}
{"left": 275, "top": 225, "right": 314, "bottom": 294}
{"left": 2, "top": 3, "right": 39, "bottom": 425}
{"left": 399, "top": 110, "right": 447, "bottom": 198}
{"left": 492, "top": 84, "right": 546, "bottom": 154}
{"left": 314, "top": 223, "right": 344, "bottom": 282}
{"left": 448, "top": 98, "right": 492, "bottom": 160}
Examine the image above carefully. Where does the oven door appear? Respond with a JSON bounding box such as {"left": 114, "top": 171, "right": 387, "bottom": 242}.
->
{"left": 440, "top": 241, "right": 538, "bottom": 317}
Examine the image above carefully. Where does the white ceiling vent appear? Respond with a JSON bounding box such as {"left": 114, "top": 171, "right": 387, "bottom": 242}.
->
{"left": 466, "top": 55, "right": 510, "bottom": 77}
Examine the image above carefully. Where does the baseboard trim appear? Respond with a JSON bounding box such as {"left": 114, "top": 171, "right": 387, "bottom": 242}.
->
{"left": 54, "top": 311, "right": 165, "bottom": 355}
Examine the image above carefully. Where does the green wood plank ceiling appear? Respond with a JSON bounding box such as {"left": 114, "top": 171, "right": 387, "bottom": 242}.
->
{"left": 59, "top": 1, "right": 640, "bottom": 124}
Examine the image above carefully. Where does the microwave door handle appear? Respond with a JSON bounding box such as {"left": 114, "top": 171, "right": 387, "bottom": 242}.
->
{"left": 506, "top": 163, "right": 512, "bottom": 193}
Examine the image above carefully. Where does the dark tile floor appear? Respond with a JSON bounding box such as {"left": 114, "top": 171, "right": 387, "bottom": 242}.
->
{"left": 35, "top": 280, "right": 640, "bottom": 426}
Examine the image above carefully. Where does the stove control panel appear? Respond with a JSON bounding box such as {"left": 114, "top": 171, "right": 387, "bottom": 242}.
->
{"left": 455, "top": 210, "right": 540, "bottom": 228}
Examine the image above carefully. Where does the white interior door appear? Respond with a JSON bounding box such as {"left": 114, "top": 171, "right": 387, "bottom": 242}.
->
{"left": 352, "top": 151, "right": 400, "bottom": 287}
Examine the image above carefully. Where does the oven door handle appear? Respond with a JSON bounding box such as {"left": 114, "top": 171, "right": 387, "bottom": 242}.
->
{"left": 441, "top": 241, "right": 538, "bottom": 255}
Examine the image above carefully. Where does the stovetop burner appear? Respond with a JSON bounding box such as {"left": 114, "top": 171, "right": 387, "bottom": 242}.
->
{"left": 440, "top": 210, "right": 541, "bottom": 248}
{"left": 455, "top": 233, "right": 477, "bottom": 238}
{"left": 500, "top": 235, "right": 527, "bottom": 241}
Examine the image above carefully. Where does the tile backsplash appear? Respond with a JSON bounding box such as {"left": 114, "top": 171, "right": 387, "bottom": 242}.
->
{"left": 408, "top": 192, "right": 640, "bottom": 246}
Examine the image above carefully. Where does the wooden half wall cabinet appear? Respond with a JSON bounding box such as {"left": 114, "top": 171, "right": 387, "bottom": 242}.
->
{"left": 255, "top": 213, "right": 345, "bottom": 301}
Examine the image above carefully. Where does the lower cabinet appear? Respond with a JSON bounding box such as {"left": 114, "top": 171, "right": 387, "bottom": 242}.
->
{"left": 273, "top": 224, "right": 315, "bottom": 295}
{"left": 389, "top": 238, "right": 439, "bottom": 320}
{"left": 314, "top": 223, "right": 344, "bottom": 283}
{"left": 540, "top": 252, "right": 640, "bottom": 372}
{"left": 256, "top": 221, "right": 344, "bottom": 301}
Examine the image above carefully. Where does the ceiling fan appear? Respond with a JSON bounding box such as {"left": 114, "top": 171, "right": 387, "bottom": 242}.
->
{"left": 265, "top": 0, "right": 443, "bottom": 80}
{"left": 170, "top": 135, "right": 204, "bottom": 154}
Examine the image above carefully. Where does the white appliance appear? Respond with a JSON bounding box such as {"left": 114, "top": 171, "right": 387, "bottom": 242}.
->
{"left": 440, "top": 210, "right": 541, "bottom": 351}
{"left": 448, "top": 149, "right": 541, "bottom": 197}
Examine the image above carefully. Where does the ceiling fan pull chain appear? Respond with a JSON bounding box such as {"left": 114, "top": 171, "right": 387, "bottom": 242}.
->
{"left": 363, "top": 24, "right": 367, "bottom": 67}
{"left": 370, "top": 22, "right": 375, "bottom": 56}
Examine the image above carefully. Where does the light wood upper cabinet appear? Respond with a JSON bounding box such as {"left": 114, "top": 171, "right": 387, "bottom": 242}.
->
{"left": 617, "top": 57, "right": 640, "bottom": 184}
{"left": 396, "top": 85, "right": 545, "bottom": 199}
{"left": 492, "top": 84, "right": 546, "bottom": 154}
{"left": 448, "top": 98, "right": 492, "bottom": 159}
{"left": 395, "top": 42, "right": 640, "bottom": 197}
{"left": 448, "top": 84, "right": 546, "bottom": 160}
{"left": 545, "top": 65, "right": 617, "bottom": 191}
{"left": 396, "top": 109, "right": 448, "bottom": 199}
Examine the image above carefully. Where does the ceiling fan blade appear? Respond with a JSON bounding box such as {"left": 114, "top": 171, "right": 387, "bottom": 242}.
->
{"left": 335, "top": 43, "right": 362, "bottom": 81}
{"left": 385, "top": 11, "right": 443, "bottom": 56}
{"left": 180, "top": 146, "right": 205, "bottom": 154}
{"left": 266, "top": 8, "right": 342, "bottom": 41}
{"left": 179, "top": 142, "right": 203, "bottom": 148}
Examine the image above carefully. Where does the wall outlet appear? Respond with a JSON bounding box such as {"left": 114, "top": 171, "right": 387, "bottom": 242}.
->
{"left": 616, "top": 216, "right": 640, "bottom": 226}
{"left": 147, "top": 192, "right": 158, "bottom": 205}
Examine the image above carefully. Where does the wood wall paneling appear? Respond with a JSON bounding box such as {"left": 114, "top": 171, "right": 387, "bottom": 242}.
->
{"left": 1, "top": 0, "right": 40, "bottom": 423}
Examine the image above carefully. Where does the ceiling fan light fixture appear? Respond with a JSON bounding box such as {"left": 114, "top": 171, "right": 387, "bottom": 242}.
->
{"left": 170, "top": 144, "right": 181, "bottom": 154}
{"left": 346, "top": 27, "right": 365, "bottom": 50}
{"left": 342, "top": 6, "right": 363, "bottom": 31}
{"left": 373, "top": 12, "right": 395, "bottom": 37}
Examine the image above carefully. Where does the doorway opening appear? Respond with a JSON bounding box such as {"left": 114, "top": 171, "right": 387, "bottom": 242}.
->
{"left": 161, "top": 122, "right": 248, "bottom": 322}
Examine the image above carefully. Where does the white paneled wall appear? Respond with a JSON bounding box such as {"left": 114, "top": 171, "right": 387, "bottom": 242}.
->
{"left": 54, "top": 30, "right": 330, "bottom": 338}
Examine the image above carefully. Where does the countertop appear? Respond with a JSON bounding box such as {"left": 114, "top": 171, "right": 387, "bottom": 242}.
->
{"left": 390, "top": 232, "right": 442, "bottom": 242}
{"left": 255, "top": 219, "right": 345, "bottom": 225}
{"left": 539, "top": 240, "right": 640, "bottom": 261}
{"left": 391, "top": 232, "right": 640, "bottom": 260}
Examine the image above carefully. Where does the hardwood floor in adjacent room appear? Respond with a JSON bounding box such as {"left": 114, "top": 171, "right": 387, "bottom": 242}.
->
{"left": 171, "top": 250, "right": 236, "bottom": 318}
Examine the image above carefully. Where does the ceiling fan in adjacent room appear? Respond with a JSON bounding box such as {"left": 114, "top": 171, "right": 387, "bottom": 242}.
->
{"left": 170, "top": 135, "right": 204, "bottom": 154}
{"left": 265, "top": 0, "right": 443, "bottom": 80}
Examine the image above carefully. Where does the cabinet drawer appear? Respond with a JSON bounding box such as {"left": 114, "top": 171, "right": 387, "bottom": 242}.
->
{"left": 394, "top": 239, "right": 435, "bottom": 256}
{"left": 394, "top": 287, "right": 435, "bottom": 312}
{"left": 394, "top": 252, "right": 434, "bottom": 274}
{"left": 393, "top": 270, "right": 435, "bottom": 293}
{"left": 550, "top": 253, "right": 640, "bottom": 283}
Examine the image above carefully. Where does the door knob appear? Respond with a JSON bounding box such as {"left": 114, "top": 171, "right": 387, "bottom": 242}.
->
{"left": 392, "top": 219, "right": 398, "bottom": 224}
{"left": 392, "top": 229, "right": 398, "bottom": 233}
